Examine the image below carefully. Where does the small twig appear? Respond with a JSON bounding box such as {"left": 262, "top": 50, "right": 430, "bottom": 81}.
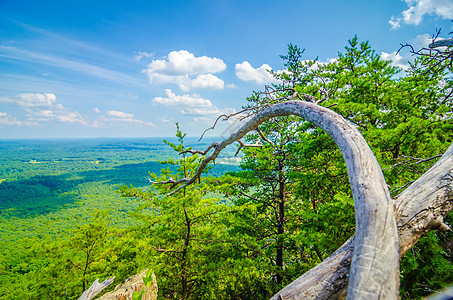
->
{"left": 390, "top": 179, "right": 417, "bottom": 195}
{"left": 67, "top": 259, "right": 83, "bottom": 271}
{"left": 180, "top": 143, "right": 218, "bottom": 155}
{"left": 149, "top": 177, "right": 185, "bottom": 185}
{"left": 256, "top": 127, "right": 275, "bottom": 146}
{"left": 383, "top": 154, "right": 443, "bottom": 170}
{"left": 234, "top": 139, "right": 264, "bottom": 156}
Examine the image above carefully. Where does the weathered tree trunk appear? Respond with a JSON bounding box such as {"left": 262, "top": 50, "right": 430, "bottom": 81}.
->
{"left": 270, "top": 141, "right": 453, "bottom": 300}
{"left": 276, "top": 159, "right": 286, "bottom": 285}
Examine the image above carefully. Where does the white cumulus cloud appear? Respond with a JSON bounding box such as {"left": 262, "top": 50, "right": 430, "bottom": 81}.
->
{"left": 381, "top": 51, "right": 410, "bottom": 70}
{"left": 31, "top": 108, "right": 85, "bottom": 124}
{"left": 107, "top": 110, "right": 134, "bottom": 119}
{"left": 152, "top": 89, "right": 235, "bottom": 117}
{"left": 152, "top": 89, "right": 213, "bottom": 108}
{"left": 143, "top": 50, "right": 227, "bottom": 91}
{"left": 0, "top": 93, "right": 87, "bottom": 125}
{"left": 0, "top": 93, "right": 56, "bottom": 107}
{"left": 235, "top": 61, "right": 281, "bottom": 85}
{"left": 0, "top": 112, "right": 22, "bottom": 126}
{"left": 147, "top": 50, "right": 226, "bottom": 75}
{"left": 106, "top": 110, "right": 154, "bottom": 126}
{"left": 191, "top": 74, "right": 225, "bottom": 90}
{"left": 56, "top": 111, "right": 85, "bottom": 123}
{"left": 389, "top": 0, "right": 453, "bottom": 30}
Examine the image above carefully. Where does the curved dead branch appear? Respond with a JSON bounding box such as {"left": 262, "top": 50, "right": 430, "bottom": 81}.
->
{"left": 159, "top": 100, "right": 399, "bottom": 299}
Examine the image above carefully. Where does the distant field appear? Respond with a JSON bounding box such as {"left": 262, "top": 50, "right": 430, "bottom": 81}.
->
{"left": 0, "top": 137, "right": 238, "bottom": 246}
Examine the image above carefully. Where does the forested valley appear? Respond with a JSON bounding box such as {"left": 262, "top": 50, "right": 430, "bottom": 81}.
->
{"left": 1, "top": 37, "right": 452, "bottom": 299}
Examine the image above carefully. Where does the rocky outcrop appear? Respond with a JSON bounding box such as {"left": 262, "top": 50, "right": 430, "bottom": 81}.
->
{"left": 97, "top": 269, "right": 157, "bottom": 300}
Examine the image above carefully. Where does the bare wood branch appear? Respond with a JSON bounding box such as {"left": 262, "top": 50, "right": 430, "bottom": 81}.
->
{"left": 270, "top": 141, "right": 453, "bottom": 300}
{"left": 79, "top": 277, "right": 115, "bottom": 300}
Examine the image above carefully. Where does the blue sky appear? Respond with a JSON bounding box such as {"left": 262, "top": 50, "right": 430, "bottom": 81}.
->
{"left": 1, "top": 0, "right": 452, "bottom": 139}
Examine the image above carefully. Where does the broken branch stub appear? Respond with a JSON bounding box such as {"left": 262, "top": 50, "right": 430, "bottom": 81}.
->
{"left": 158, "top": 100, "right": 399, "bottom": 299}
{"left": 429, "top": 38, "right": 453, "bottom": 49}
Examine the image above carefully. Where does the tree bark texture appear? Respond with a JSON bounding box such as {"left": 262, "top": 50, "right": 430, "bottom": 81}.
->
{"left": 270, "top": 141, "right": 453, "bottom": 300}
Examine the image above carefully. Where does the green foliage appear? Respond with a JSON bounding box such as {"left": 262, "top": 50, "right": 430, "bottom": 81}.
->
{"left": 132, "top": 270, "right": 158, "bottom": 300}
{"left": 400, "top": 212, "right": 453, "bottom": 299}
{"left": 1, "top": 36, "right": 452, "bottom": 299}
{"left": 0, "top": 137, "right": 237, "bottom": 299}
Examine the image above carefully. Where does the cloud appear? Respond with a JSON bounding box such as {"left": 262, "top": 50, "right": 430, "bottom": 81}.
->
{"left": 93, "top": 107, "right": 100, "bottom": 113}
{"left": 381, "top": 34, "right": 434, "bottom": 69}
{"left": 0, "top": 92, "right": 86, "bottom": 125}
{"left": 56, "top": 111, "right": 85, "bottom": 123}
{"left": 143, "top": 50, "right": 227, "bottom": 91}
{"left": 226, "top": 83, "right": 238, "bottom": 89}
{"left": 159, "top": 116, "right": 174, "bottom": 123}
{"left": 106, "top": 110, "right": 154, "bottom": 126}
{"left": 0, "top": 93, "right": 56, "bottom": 107}
{"left": 134, "top": 51, "right": 154, "bottom": 61}
{"left": 152, "top": 89, "right": 235, "bottom": 117}
{"left": 308, "top": 58, "right": 338, "bottom": 71}
{"left": 30, "top": 107, "right": 86, "bottom": 124}
{"left": 146, "top": 73, "right": 225, "bottom": 91}
{"left": 380, "top": 51, "right": 410, "bottom": 70}
{"left": 152, "top": 89, "right": 213, "bottom": 108}
{"left": 147, "top": 50, "right": 226, "bottom": 75}
{"left": 389, "top": 0, "right": 453, "bottom": 30}
{"left": 107, "top": 110, "right": 134, "bottom": 119}
{"left": 118, "top": 93, "right": 139, "bottom": 100}
{"left": 0, "top": 46, "right": 143, "bottom": 86}
{"left": 191, "top": 74, "right": 224, "bottom": 90}
{"left": 235, "top": 61, "right": 281, "bottom": 85}
{"left": 0, "top": 112, "right": 22, "bottom": 125}
{"left": 412, "top": 33, "right": 434, "bottom": 49}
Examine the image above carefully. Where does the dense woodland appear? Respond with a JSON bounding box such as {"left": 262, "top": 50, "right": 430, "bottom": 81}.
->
{"left": 1, "top": 37, "right": 452, "bottom": 299}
